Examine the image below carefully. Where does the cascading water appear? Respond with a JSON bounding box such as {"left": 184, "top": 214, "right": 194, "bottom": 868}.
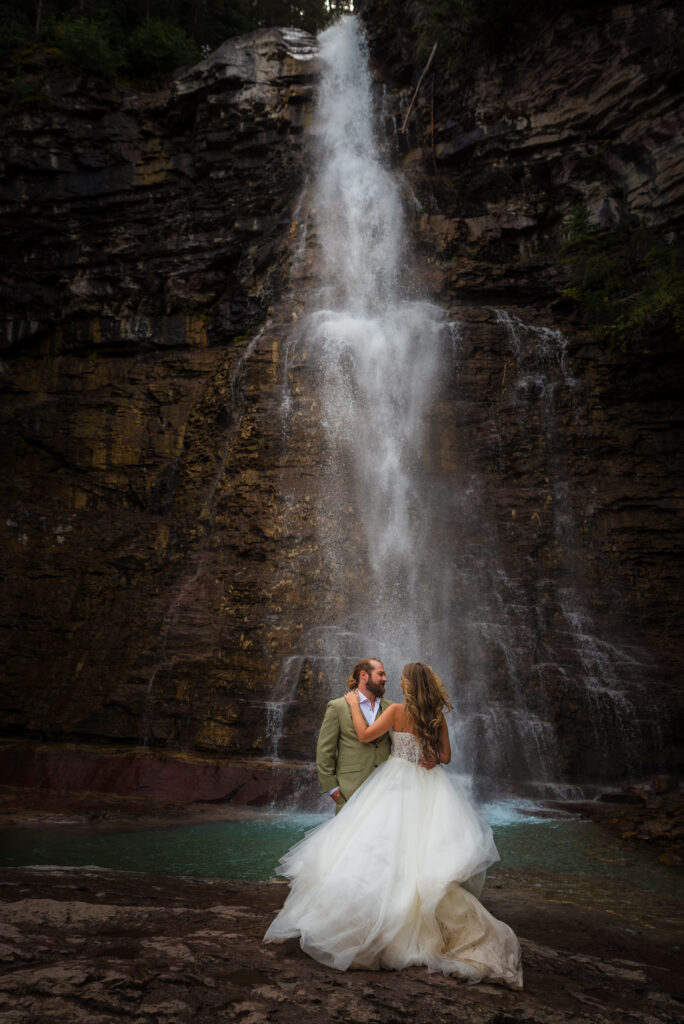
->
{"left": 267, "top": 15, "right": 657, "bottom": 791}
{"left": 326, "top": 30, "right": 463, "bottom": 684}
{"left": 265, "top": 16, "right": 464, "bottom": 772}
{"left": 286, "top": 17, "right": 455, "bottom": 685}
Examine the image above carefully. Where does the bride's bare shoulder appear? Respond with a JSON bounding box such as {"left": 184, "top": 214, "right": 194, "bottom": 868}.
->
{"left": 381, "top": 702, "right": 403, "bottom": 724}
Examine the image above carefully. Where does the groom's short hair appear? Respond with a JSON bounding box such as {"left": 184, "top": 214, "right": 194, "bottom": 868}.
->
{"left": 346, "top": 658, "right": 380, "bottom": 690}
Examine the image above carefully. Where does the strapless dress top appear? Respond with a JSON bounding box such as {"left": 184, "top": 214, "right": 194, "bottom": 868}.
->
{"left": 389, "top": 728, "right": 423, "bottom": 764}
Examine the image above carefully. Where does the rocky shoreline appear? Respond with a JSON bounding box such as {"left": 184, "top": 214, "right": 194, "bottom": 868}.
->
{"left": 0, "top": 741, "right": 322, "bottom": 818}
{"left": 1, "top": 758, "right": 682, "bottom": 1022}
{"left": 0, "top": 863, "right": 682, "bottom": 1024}
{"left": 549, "top": 778, "right": 684, "bottom": 868}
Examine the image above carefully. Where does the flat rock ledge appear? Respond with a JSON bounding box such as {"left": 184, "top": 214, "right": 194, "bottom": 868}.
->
{"left": 0, "top": 866, "right": 682, "bottom": 1024}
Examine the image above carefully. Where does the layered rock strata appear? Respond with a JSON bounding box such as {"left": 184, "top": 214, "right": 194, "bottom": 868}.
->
{"left": 1, "top": 30, "right": 325, "bottom": 759}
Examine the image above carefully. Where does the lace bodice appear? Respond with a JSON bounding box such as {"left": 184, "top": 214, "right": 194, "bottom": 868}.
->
{"left": 389, "top": 729, "right": 423, "bottom": 764}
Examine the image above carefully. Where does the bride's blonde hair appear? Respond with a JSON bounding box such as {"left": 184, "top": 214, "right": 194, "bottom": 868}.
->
{"left": 402, "top": 662, "right": 452, "bottom": 759}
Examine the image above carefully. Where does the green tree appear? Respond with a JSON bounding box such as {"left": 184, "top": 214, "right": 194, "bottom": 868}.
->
{"left": 560, "top": 207, "right": 684, "bottom": 350}
{"left": 0, "top": 0, "right": 331, "bottom": 81}
{"left": 126, "top": 18, "right": 199, "bottom": 76}
{"left": 53, "top": 14, "right": 121, "bottom": 77}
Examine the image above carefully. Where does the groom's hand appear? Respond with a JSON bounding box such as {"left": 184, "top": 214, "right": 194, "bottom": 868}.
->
{"left": 419, "top": 756, "right": 438, "bottom": 771}
{"left": 330, "top": 787, "right": 342, "bottom": 803}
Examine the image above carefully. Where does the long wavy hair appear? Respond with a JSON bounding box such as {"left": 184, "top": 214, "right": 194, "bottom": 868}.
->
{"left": 346, "top": 657, "right": 381, "bottom": 690}
{"left": 402, "top": 662, "right": 452, "bottom": 759}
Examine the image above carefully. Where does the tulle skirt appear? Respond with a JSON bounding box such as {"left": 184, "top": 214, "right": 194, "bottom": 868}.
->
{"left": 264, "top": 756, "right": 523, "bottom": 988}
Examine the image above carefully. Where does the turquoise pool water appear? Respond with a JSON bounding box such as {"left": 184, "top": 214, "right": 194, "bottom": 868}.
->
{"left": 0, "top": 801, "right": 680, "bottom": 898}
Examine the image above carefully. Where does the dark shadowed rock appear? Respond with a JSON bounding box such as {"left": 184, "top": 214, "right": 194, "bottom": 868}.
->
{"left": 0, "top": 740, "right": 321, "bottom": 810}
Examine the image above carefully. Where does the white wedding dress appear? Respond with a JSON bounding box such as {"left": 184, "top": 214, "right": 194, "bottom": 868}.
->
{"left": 264, "top": 730, "right": 523, "bottom": 988}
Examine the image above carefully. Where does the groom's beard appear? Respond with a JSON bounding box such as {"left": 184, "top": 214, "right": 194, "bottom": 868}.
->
{"left": 366, "top": 682, "right": 386, "bottom": 700}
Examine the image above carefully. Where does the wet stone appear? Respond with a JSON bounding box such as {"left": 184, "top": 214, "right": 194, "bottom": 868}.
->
{"left": 0, "top": 865, "right": 682, "bottom": 1024}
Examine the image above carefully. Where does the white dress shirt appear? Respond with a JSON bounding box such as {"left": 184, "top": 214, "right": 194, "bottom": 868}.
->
{"left": 357, "top": 689, "right": 381, "bottom": 726}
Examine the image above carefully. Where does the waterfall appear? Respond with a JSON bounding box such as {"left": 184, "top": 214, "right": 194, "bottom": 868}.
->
{"left": 267, "top": 16, "right": 655, "bottom": 790}
{"left": 266, "top": 16, "right": 457, "bottom": 767}
{"left": 300, "top": 16, "right": 454, "bottom": 683}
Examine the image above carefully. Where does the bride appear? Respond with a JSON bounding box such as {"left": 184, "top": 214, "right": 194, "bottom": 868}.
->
{"left": 264, "top": 662, "right": 523, "bottom": 989}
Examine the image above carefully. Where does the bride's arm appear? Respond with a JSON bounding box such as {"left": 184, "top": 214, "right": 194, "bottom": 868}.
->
{"left": 344, "top": 692, "right": 397, "bottom": 742}
{"left": 438, "top": 717, "right": 451, "bottom": 765}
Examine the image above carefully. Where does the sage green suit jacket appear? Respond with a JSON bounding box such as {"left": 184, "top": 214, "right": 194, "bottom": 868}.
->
{"left": 316, "top": 695, "right": 393, "bottom": 813}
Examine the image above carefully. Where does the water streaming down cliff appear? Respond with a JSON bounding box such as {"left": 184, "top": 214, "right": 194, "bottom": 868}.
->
{"left": 445, "top": 311, "right": 657, "bottom": 791}
{"left": 272, "top": 20, "right": 560, "bottom": 785}
{"left": 266, "top": 16, "right": 659, "bottom": 791}
{"left": 279, "top": 17, "right": 456, "bottom": 690}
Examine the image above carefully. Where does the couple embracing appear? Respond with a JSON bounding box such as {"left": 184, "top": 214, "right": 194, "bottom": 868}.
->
{"left": 265, "top": 657, "right": 523, "bottom": 989}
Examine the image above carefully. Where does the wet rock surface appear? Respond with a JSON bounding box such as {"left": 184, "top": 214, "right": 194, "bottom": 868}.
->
{"left": 0, "top": 864, "right": 682, "bottom": 1024}
{"left": 569, "top": 777, "right": 684, "bottom": 867}
{"left": 359, "top": 1, "right": 684, "bottom": 780}
{"left": 0, "top": 741, "right": 322, "bottom": 819}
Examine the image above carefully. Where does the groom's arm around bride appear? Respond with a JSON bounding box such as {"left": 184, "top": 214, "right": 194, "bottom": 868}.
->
{"left": 316, "top": 657, "right": 392, "bottom": 814}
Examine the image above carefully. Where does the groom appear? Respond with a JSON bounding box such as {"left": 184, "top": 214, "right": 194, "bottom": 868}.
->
{"left": 316, "top": 657, "right": 392, "bottom": 814}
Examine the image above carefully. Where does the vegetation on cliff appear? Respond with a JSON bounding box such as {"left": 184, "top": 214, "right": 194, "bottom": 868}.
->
{"left": 403, "top": 0, "right": 653, "bottom": 62}
{"left": 560, "top": 207, "right": 684, "bottom": 351}
{"left": 0, "top": 0, "right": 350, "bottom": 81}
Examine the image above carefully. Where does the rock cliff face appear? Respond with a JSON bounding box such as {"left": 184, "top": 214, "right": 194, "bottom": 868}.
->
{"left": 0, "top": 5, "right": 682, "bottom": 789}
{"left": 361, "top": 0, "right": 683, "bottom": 288}
{"left": 1, "top": 28, "right": 322, "bottom": 758}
